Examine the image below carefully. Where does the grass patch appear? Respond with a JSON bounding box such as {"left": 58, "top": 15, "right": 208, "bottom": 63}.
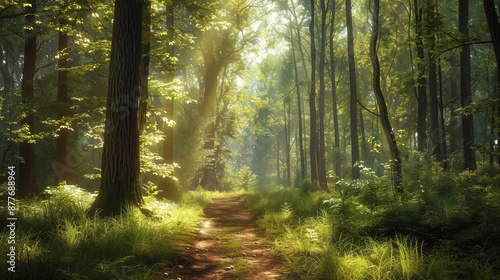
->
{"left": 0, "top": 184, "right": 222, "bottom": 279}
{"left": 244, "top": 184, "right": 500, "bottom": 280}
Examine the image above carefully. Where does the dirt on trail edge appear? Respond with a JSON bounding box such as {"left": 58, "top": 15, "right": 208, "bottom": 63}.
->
{"left": 163, "top": 195, "right": 285, "bottom": 280}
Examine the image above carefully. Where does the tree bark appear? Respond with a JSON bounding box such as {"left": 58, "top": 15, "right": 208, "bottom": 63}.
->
{"left": 415, "top": 0, "right": 428, "bottom": 152}
{"left": 19, "top": 0, "right": 39, "bottom": 198}
{"left": 370, "top": 0, "right": 403, "bottom": 190}
{"left": 346, "top": 0, "right": 360, "bottom": 179}
{"left": 90, "top": 0, "right": 144, "bottom": 216}
{"left": 329, "top": 0, "right": 341, "bottom": 181}
{"left": 317, "top": 0, "right": 328, "bottom": 191}
{"left": 459, "top": 0, "right": 476, "bottom": 171}
{"left": 309, "top": 0, "right": 318, "bottom": 182}
{"left": 483, "top": 0, "right": 500, "bottom": 164}
{"left": 200, "top": 28, "right": 221, "bottom": 190}
{"left": 138, "top": 0, "right": 151, "bottom": 136}
{"left": 291, "top": 25, "right": 306, "bottom": 181}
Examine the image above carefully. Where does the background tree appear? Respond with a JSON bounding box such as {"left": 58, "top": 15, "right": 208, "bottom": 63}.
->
{"left": 459, "top": 0, "right": 476, "bottom": 171}
{"left": 18, "top": 0, "right": 39, "bottom": 198}
{"left": 346, "top": 0, "right": 360, "bottom": 179}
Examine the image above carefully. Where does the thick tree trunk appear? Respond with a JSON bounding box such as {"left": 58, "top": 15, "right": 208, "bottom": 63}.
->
{"left": 309, "top": 0, "right": 318, "bottom": 182}
{"left": 459, "top": 0, "right": 476, "bottom": 171}
{"left": 317, "top": 0, "right": 328, "bottom": 191}
{"left": 483, "top": 0, "right": 500, "bottom": 164}
{"left": 19, "top": 0, "right": 39, "bottom": 198}
{"left": 370, "top": 0, "right": 402, "bottom": 190}
{"left": 346, "top": 0, "right": 360, "bottom": 179}
{"left": 55, "top": 18, "right": 69, "bottom": 185}
{"left": 329, "top": 0, "right": 341, "bottom": 181}
{"left": 137, "top": 1, "right": 151, "bottom": 188}
{"left": 90, "top": 0, "right": 144, "bottom": 216}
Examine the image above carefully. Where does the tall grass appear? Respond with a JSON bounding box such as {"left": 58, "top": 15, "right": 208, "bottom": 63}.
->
{"left": 0, "top": 184, "right": 213, "bottom": 279}
{"left": 245, "top": 186, "right": 500, "bottom": 279}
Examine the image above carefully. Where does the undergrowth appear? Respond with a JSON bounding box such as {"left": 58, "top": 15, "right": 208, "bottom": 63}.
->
{"left": 0, "top": 183, "right": 226, "bottom": 280}
{"left": 245, "top": 162, "right": 500, "bottom": 279}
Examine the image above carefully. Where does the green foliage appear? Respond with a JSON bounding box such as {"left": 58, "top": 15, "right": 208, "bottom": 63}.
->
{"left": 234, "top": 165, "right": 257, "bottom": 190}
{"left": 245, "top": 173, "right": 500, "bottom": 279}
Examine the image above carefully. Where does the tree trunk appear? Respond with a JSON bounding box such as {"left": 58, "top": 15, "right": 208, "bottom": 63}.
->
{"left": 138, "top": 1, "right": 151, "bottom": 136}
{"left": 19, "top": 0, "right": 39, "bottom": 198}
{"left": 200, "top": 28, "right": 221, "bottom": 190}
{"left": 483, "top": 0, "right": 500, "bottom": 164}
{"left": 55, "top": 18, "right": 70, "bottom": 185}
{"left": 438, "top": 59, "right": 448, "bottom": 169}
{"left": 137, "top": 0, "right": 151, "bottom": 188}
{"left": 414, "top": 0, "right": 427, "bottom": 152}
{"left": 370, "top": 0, "right": 403, "bottom": 190}
{"left": 329, "top": 0, "right": 341, "bottom": 181}
{"left": 346, "top": 0, "right": 360, "bottom": 179}
{"left": 449, "top": 79, "right": 459, "bottom": 154}
{"left": 317, "top": 0, "right": 328, "bottom": 191}
{"left": 90, "top": 0, "right": 144, "bottom": 216}
{"left": 359, "top": 108, "right": 368, "bottom": 160}
{"left": 459, "top": 0, "right": 476, "bottom": 171}
{"left": 291, "top": 26, "right": 306, "bottom": 181}
{"left": 163, "top": 3, "right": 175, "bottom": 164}
{"left": 309, "top": 0, "right": 318, "bottom": 182}
{"left": 277, "top": 138, "right": 280, "bottom": 185}
{"left": 429, "top": 53, "right": 442, "bottom": 159}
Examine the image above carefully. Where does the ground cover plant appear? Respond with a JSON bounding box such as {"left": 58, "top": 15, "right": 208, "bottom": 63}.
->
{"left": 244, "top": 162, "right": 500, "bottom": 279}
{"left": 0, "top": 183, "right": 231, "bottom": 280}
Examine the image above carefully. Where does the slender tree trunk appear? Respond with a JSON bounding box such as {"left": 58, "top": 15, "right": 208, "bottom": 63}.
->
{"left": 329, "top": 0, "right": 341, "bottom": 181}
{"left": 438, "top": 59, "right": 448, "bottom": 169}
{"left": 415, "top": 0, "right": 428, "bottom": 152}
{"left": 449, "top": 79, "right": 459, "bottom": 154}
{"left": 317, "top": 0, "right": 328, "bottom": 191}
{"left": 291, "top": 24, "right": 306, "bottom": 181}
{"left": 19, "top": 0, "right": 39, "bottom": 198}
{"left": 429, "top": 53, "right": 441, "bottom": 158}
{"left": 346, "top": 0, "right": 360, "bottom": 179}
{"left": 459, "top": 0, "right": 476, "bottom": 171}
{"left": 90, "top": 0, "right": 144, "bottom": 216}
{"left": 359, "top": 109, "right": 368, "bottom": 160}
{"left": 309, "top": 0, "right": 318, "bottom": 182}
{"left": 164, "top": 3, "right": 175, "bottom": 164}
{"left": 55, "top": 18, "right": 70, "bottom": 185}
{"left": 285, "top": 101, "right": 291, "bottom": 187}
{"left": 277, "top": 138, "right": 280, "bottom": 185}
{"left": 370, "top": 0, "right": 403, "bottom": 189}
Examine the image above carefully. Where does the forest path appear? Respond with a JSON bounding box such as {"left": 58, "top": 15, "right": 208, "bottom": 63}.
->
{"left": 164, "top": 195, "right": 284, "bottom": 280}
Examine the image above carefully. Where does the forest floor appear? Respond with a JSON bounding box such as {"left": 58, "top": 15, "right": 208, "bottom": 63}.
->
{"left": 161, "top": 195, "right": 284, "bottom": 280}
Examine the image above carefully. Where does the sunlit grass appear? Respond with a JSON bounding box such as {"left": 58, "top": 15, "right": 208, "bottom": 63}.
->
{"left": 0, "top": 184, "right": 226, "bottom": 279}
{"left": 245, "top": 187, "right": 500, "bottom": 280}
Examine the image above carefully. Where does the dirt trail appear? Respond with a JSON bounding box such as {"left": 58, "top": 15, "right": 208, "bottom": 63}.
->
{"left": 164, "top": 195, "right": 284, "bottom": 280}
